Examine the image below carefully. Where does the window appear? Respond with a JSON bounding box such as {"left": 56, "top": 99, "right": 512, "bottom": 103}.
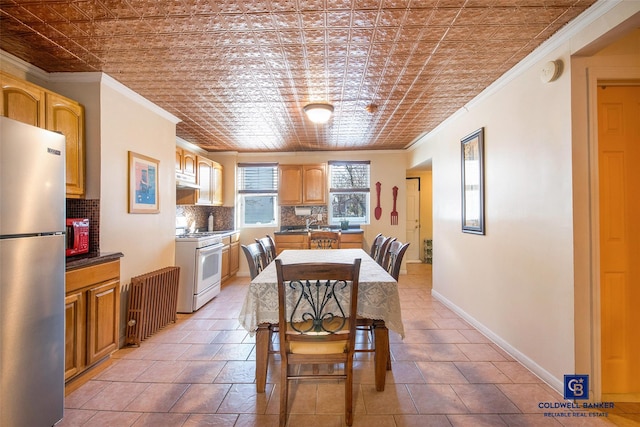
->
{"left": 328, "top": 161, "right": 370, "bottom": 225}
{"left": 237, "top": 163, "right": 278, "bottom": 227}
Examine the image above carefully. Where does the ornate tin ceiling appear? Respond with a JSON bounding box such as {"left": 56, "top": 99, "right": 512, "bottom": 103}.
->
{"left": 0, "top": 0, "right": 596, "bottom": 152}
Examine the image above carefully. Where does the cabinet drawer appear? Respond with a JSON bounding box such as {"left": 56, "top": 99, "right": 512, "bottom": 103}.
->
{"left": 66, "top": 261, "right": 119, "bottom": 293}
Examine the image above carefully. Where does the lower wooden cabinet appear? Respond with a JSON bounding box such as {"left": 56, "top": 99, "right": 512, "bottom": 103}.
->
{"left": 221, "top": 232, "right": 240, "bottom": 283}
{"left": 65, "top": 259, "right": 120, "bottom": 383}
{"left": 273, "top": 232, "right": 363, "bottom": 254}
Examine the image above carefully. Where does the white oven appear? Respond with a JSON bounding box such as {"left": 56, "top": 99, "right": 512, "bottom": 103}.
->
{"left": 175, "top": 233, "right": 223, "bottom": 313}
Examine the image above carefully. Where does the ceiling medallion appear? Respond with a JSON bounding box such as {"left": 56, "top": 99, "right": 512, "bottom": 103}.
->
{"left": 303, "top": 103, "right": 334, "bottom": 124}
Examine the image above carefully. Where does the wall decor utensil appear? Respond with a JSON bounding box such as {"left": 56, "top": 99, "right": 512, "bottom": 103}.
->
{"left": 391, "top": 186, "right": 398, "bottom": 225}
{"left": 375, "top": 181, "right": 382, "bottom": 220}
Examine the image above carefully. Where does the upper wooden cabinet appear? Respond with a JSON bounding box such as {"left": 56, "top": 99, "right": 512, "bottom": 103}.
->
{"left": 175, "top": 147, "right": 197, "bottom": 181}
{"left": 46, "top": 92, "right": 85, "bottom": 197}
{"left": 1, "top": 72, "right": 85, "bottom": 198}
{"left": 177, "top": 148, "right": 223, "bottom": 206}
{"left": 278, "top": 163, "right": 326, "bottom": 205}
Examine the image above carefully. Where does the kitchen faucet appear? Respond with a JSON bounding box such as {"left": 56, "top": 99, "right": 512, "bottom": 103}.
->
{"left": 305, "top": 217, "right": 318, "bottom": 230}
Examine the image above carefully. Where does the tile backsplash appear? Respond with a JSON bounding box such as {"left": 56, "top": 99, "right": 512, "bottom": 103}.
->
{"left": 66, "top": 198, "right": 100, "bottom": 256}
{"left": 176, "top": 205, "right": 235, "bottom": 232}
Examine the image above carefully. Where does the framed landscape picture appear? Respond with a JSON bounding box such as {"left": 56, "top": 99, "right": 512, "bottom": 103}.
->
{"left": 128, "top": 151, "right": 159, "bottom": 214}
{"left": 461, "top": 128, "right": 485, "bottom": 234}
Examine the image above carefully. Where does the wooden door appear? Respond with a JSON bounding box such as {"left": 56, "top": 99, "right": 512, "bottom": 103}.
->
{"left": 278, "top": 165, "right": 303, "bottom": 205}
{"left": 0, "top": 72, "right": 46, "bottom": 127}
{"left": 598, "top": 85, "right": 640, "bottom": 397}
{"left": 64, "top": 291, "right": 85, "bottom": 380}
{"left": 196, "top": 156, "right": 213, "bottom": 205}
{"left": 212, "top": 161, "right": 223, "bottom": 205}
{"left": 46, "top": 92, "right": 85, "bottom": 197}
{"left": 302, "top": 164, "right": 326, "bottom": 204}
{"left": 87, "top": 279, "right": 120, "bottom": 364}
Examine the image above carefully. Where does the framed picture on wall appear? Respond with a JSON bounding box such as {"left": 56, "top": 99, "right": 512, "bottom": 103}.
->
{"left": 128, "top": 151, "right": 159, "bottom": 214}
{"left": 461, "top": 128, "right": 485, "bottom": 234}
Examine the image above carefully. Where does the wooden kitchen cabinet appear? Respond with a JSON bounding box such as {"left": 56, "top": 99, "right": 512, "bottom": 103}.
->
{"left": 273, "top": 233, "right": 308, "bottom": 255}
{"left": 64, "top": 291, "right": 84, "bottom": 381}
{"left": 339, "top": 232, "right": 363, "bottom": 249}
{"left": 274, "top": 231, "right": 363, "bottom": 254}
{"left": 46, "top": 92, "right": 85, "bottom": 197}
{"left": 1, "top": 71, "right": 86, "bottom": 198}
{"left": 195, "top": 156, "right": 223, "bottom": 206}
{"left": 65, "top": 259, "right": 120, "bottom": 383}
{"left": 278, "top": 163, "right": 326, "bottom": 205}
{"left": 221, "top": 232, "right": 240, "bottom": 283}
{"left": 176, "top": 147, "right": 197, "bottom": 180}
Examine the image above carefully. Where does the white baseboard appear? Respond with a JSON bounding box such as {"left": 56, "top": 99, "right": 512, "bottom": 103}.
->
{"left": 431, "top": 289, "right": 564, "bottom": 396}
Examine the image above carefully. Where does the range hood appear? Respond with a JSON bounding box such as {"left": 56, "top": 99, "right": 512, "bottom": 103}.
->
{"left": 176, "top": 172, "right": 200, "bottom": 189}
{"left": 176, "top": 179, "right": 200, "bottom": 189}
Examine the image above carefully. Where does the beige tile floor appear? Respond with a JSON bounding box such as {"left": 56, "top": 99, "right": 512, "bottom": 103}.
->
{"left": 60, "top": 264, "right": 640, "bottom": 427}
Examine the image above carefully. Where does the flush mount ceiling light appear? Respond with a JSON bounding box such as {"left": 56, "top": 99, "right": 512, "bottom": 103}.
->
{"left": 303, "top": 103, "right": 334, "bottom": 124}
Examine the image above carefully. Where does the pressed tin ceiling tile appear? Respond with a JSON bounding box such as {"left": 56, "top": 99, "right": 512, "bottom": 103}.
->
{"left": 0, "top": 0, "right": 597, "bottom": 152}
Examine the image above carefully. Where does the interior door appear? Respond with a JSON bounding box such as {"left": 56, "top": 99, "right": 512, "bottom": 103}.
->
{"left": 598, "top": 84, "right": 640, "bottom": 398}
{"left": 405, "top": 178, "right": 420, "bottom": 261}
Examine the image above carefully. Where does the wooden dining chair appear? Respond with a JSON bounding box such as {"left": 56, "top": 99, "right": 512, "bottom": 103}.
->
{"left": 308, "top": 230, "right": 341, "bottom": 249}
{"left": 369, "top": 234, "right": 396, "bottom": 265}
{"left": 381, "top": 240, "right": 411, "bottom": 281}
{"left": 275, "top": 258, "right": 361, "bottom": 427}
{"left": 241, "top": 242, "right": 267, "bottom": 280}
{"left": 256, "top": 235, "right": 277, "bottom": 265}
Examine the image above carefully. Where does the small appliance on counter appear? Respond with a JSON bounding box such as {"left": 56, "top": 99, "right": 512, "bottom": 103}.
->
{"left": 66, "top": 218, "right": 89, "bottom": 256}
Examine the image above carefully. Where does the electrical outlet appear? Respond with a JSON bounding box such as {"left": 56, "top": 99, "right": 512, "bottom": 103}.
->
{"left": 317, "top": 213, "right": 322, "bottom": 221}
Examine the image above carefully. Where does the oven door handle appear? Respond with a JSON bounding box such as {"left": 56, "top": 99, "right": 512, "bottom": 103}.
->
{"left": 197, "top": 243, "right": 223, "bottom": 256}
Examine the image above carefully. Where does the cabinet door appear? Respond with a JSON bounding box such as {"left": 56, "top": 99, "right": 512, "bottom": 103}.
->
{"left": 0, "top": 72, "right": 46, "bottom": 127}
{"left": 196, "top": 156, "right": 213, "bottom": 205}
{"left": 182, "top": 150, "right": 197, "bottom": 179}
{"left": 87, "top": 279, "right": 120, "bottom": 364}
{"left": 230, "top": 241, "right": 240, "bottom": 275}
{"left": 221, "top": 246, "right": 230, "bottom": 282}
{"left": 46, "top": 92, "right": 85, "bottom": 198}
{"left": 176, "top": 148, "right": 184, "bottom": 172}
{"left": 278, "top": 165, "right": 303, "bottom": 205}
{"left": 212, "top": 161, "right": 223, "bottom": 206}
{"left": 65, "top": 291, "right": 85, "bottom": 381}
{"left": 302, "top": 164, "right": 326, "bottom": 205}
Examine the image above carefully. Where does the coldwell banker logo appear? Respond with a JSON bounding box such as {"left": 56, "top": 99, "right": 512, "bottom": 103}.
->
{"left": 564, "top": 374, "right": 589, "bottom": 400}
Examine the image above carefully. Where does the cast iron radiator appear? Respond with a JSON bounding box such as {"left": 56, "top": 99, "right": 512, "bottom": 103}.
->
{"left": 125, "top": 266, "right": 180, "bottom": 346}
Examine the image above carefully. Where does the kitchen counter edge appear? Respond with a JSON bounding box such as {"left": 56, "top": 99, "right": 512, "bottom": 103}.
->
{"left": 66, "top": 252, "right": 124, "bottom": 271}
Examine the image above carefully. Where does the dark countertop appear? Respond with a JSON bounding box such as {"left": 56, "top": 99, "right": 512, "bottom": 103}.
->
{"left": 66, "top": 252, "right": 124, "bottom": 272}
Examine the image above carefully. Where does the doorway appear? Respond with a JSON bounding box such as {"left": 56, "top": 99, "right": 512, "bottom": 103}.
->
{"left": 598, "top": 84, "right": 640, "bottom": 401}
{"left": 405, "top": 178, "right": 420, "bottom": 262}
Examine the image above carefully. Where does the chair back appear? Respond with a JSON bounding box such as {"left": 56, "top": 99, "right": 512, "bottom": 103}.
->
{"left": 275, "top": 258, "right": 360, "bottom": 347}
{"left": 242, "top": 242, "right": 267, "bottom": 279}
{"left": 308, "top": 230, "right": 341, "bottom": 249}
{"left": 256, "top": 235, "right": 277, "bottom": 265}
{"left": 370, "top": 234, "right": 396, "bottom": 265}
{"left": 381, "top": 240, "right": 410, "bottom": 281}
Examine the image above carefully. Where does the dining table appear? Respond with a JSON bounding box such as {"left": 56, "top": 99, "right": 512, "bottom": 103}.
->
{"left": 238, "top": 248, "right": 405, "bottom": 392}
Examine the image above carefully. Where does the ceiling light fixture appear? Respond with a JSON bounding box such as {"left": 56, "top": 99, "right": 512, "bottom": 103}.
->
{"left": 303, "top": 103, "right": 334, "bottom": 124}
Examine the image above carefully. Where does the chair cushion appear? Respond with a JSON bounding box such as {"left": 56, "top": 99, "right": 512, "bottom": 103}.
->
{"left": 286, "top": 319, "right": 350, "bottom": 354}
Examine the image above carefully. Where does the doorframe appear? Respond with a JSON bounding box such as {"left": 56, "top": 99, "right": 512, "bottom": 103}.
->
{"left": 584, "top": 67, "right": 640, "bottom": 402}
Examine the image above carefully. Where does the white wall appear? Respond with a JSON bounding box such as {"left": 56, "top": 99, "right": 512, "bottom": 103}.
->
{"left": 98, "top": 78, "right": 179, "bottom": 284}
{"left": 407, "top": 2, "right": 639, "bottom": 393}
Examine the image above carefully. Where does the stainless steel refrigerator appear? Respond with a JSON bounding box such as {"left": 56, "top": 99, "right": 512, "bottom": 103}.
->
{"left": 1, "top": 117, "right": 66, "bottom": 426}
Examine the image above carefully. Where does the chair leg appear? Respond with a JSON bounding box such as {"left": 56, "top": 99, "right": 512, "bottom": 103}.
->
{"left": 280, "top": 361, "right": 288, "bottom": 427}
{"left": 345, "top": 358, "right": 354, "bottom": 426}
